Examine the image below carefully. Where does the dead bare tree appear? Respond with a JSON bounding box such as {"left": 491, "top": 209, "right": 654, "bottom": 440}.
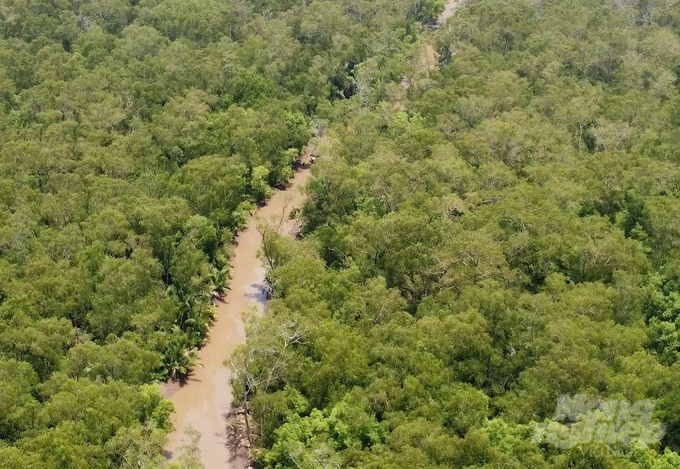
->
{"left": 226, "top": 313, "right": 304, "bottom": 446}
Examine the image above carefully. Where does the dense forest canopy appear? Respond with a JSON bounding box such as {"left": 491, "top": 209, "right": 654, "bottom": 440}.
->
{"left": 4, "top": 0, "right": 680, "bottom": 467}
{"left": 231, "top": 0, "right": 680, "bottom": 468}
{"left": 0, "top": 0, "right": 445, "bottom": 466}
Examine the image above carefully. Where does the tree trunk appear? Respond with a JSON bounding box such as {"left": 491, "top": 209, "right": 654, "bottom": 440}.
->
{"left": 243, "top": 388, "right": 252, "bottom": 447}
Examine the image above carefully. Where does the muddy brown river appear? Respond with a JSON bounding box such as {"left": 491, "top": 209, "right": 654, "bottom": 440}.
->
{"left": 163, "top": 2, "right": 463, "bottom": 466}
{"left": 163, "top": 157, "right": 312, "bottom": 468}
{"left": 439, "top": 0, "right": 462, "bottom": 24}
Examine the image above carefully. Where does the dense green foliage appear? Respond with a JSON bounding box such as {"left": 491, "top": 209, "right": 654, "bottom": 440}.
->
{"left": 233, "top": 0, "right": 680, "bottom": 467}
{"left": 0, "top": 0, "right": 441, "bottom": 465}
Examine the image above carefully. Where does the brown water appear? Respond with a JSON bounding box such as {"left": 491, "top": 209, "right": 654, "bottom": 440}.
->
{"left": 439, "top": 0, "right": 462, "bottom": 24}
{"left": 163, "top": 156, "right": 312, "bottom": 469}
{"left": 163, "top": 3, "right": 463, "bottom": 466}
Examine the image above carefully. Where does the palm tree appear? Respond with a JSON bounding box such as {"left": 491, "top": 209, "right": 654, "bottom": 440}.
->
{"left": 209, "top": 267, "right": 231, "bottom": 297}
{"left": 164, "top": 333, "right": 199, "bottom": 382}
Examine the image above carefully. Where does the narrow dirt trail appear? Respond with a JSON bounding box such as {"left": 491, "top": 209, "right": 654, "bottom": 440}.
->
{"left": 163, "top": 156, "right": 312, "bottom": 469}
